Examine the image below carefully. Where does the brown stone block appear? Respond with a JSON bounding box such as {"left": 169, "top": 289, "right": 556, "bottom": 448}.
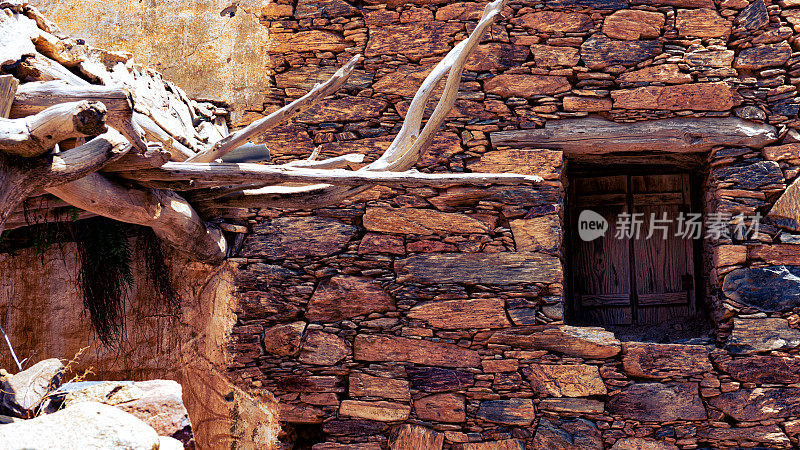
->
{"left": 685, "top": 49, "right": 735, "bottom": 68}
{"left": 617, "top": 64, "right": 692, "bottom": 84}
{"left": 339, "top": 400, "right": 411, "bottom": 422}
{"left": 263, "top": 321, "right": 305, "bottom": 356}
{"left": 734, "top": 42, "right": 792, "bottom": 69}
{"left": 530, "top": 45, "right": 581, "bottom": 68}
{"left": 603, "top": 10, "right": 664, "bottom": 40}
{"left": 611, "top": 82, "right": 741, "bottom": 111}
{"left": 270, "top": 30, "right": 349, "bottom": 52}
{"left": 622, "top": 342, "right": 712, "bottom": 379}
{"left": 484, "top": 74, "right": 570, "bottom": 98}
{"left": 297, "top": 97, "right": 387, "bottom": 124}
{"left": 435, "top": 2, "right": 483, "bottom": 21}
{"left": 538, "top": 397, "right": 605, "bottom": 414}
{"left": 395, "top": 252, "right": 563, "bottom": 285}
{"left": 716, "top": 355, "right": 800, "bottom": 383}
{"left": 279, "top": 403, "right": 326, "bottom": 424}
{"left": 353, "top": 335, "right": 481, "bottom": 368}
{"left": 513, "top": 11, "right": 593, "bottom": 32}
{"left": 676, "top": 9, "right": 731, "bottom": 38}
{"left": 727, "top": 318, "right": 800, "bottom": 354}
{"left": 481, "top": 359, "right": 519, "bottom": 373}
{"left": 466, "top": 148, "right": 563, "bottom": 179}
{"left": 712, "top": 245, "right": 747, "bottom": 268}
{"left": 461, "top": 440, "right": 525, "bottom": 450}
{"left": 510, "top": 216, "right": 562, "bottom": 253}
{"left": 610, "top": 438, "right": 679, "bottom": 450}
{"left": 580, "top": 34, "right": 661, "bottom": 69}
{"left": 476, "top": 398, "right": 536, "bottom": 426}
{"left": 487, "top": 325, "right": 621, "bottom": 358}
{"left": 365, "top": 22, "right": 462, "bottom": 61}
{"left": 763, "top": 143, "right": 800, "bottom": 162}
{"left": 408, "top": 298, "right": 511, "bottom": 329}
{"left": 299, "top": 331, "right": 350, "bottom": 366}
{"left": 349, "top": 373, "right": 410, "bottom": 401}
{"left": 307, "top": 276, "right": 395, "bottom": 323}
{"left": 358, "top": 234, "right": 405, "bottom": 256}
{"left": 524, "top": 364, "right": 607, "bottom": 397}
{"left": 363, "top": 207, "right": 489, "bottom": 235}
{"left": 313, "top": 442, "right": 382, "bottom": 450}
{"left": 607, "top": 383, "right": 707, "bottom": 421}
{"left": 707, "top": 387, "right": 800, "bottom": 421}
{"left": 390, "top": 424, "right": 443, "bottom": 450}
{"left": 373, "top": 65, "right": 435, "bottom": 97}
{"left": 632, "top": 0, "right": 714, "bottom": 6}
{"left": 240, "top": 217, "right": 358, "bottom": 259}
{"left": 465, "top": 43, "right": 529, "bottom": 72}
{"left": 769, "top": 178, "right": 800, "bottom": 231}
{"left": 414, "top": 393, "right": 465, "bottom": 423}
{"left": 562, "top": 96, "right": 612, "bottom": 112}
{"left": 696, "top": 426, "right": 790, "bottom": 448}
{"left": 747, "top": 244, "right": 800, "bottom": 265}
{"left": 280, "top": 376, "right": 344, "bottom": 393}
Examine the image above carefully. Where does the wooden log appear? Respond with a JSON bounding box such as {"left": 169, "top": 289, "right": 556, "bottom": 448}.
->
{"left": 0, "top": 75, "right": 19, "bottom": 118}
{"left": 4, "top": 208, "right": 97, "bottom": 231}
{"left": 0, "top": 129, "right": 131, "bottom": 232}
{"left": 187, "top": 54, "right": 361, "bottom": 163}
{"left": 132, "top": 112, "right": 195, "bottom": 160}
{"left": 489, "top": 116, "right": 779, "bottom": 154}
{"left": 101, "top": 142, "right": 170, "bottom": 172}
{"left": 15, "top": 53, "right": 88, "bottom": 86}
{"left": 0, "top": 100, "right": 107, "bottom": 157}
{"left": 113, "top": 161, "right": 543, "bottom": 188}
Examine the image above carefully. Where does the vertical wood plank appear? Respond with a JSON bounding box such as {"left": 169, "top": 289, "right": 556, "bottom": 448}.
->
{"left": 0, "top": 75, "right": 19, "bottom": 119}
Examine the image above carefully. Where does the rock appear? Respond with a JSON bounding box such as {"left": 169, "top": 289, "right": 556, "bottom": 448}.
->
{"left": 263, "top": 321, "right": 305, "bottom": 356}
{"left": 549, "top": 0, "right": 628, "bottom": 9}
{"left": 373, "top": 65, "right": 433, "bottom": 97}
{"left": 487, "top": 325, "right": 621, "bottom": 358}
{"left": 407, "top": 298, "right": 510, "bottom": 329}
{"left": 358, "top": 234, "right": 405, "bottom": 255}
{"left": 580, "top": 34, "right": 662, "bottom": 69}
{"left": 538, "top": 398, "right": 605, "bottom": 414}
{"left": 763, "top": 143, "right": 800, "bottom": 161}
{"left": 389, "top": 424, "right": 443, "bottom": 450}
{"left": 726, "top": 318, "right": 800, "bottom": 354}
{"left": 632, "top": 0, "right": 714, "bottom": 6}
{"left": 611, "top": 82, "right": 741, "bottom": 111}
{"left": 697, "top": 425, "right": 789, "bottom": 447}
{"left": 295, "top": 0, "right": 358, "bottom": 18}
{"left": 101, "top": 380, "right": 189, "bottom": 441}
{"left": 737, "top": 0, "right": 769, "bottom": 30}
{"left": 510, "top": 216, "right": 561, "bottom": 253}
{"left": 676, "top": 9, "right": 731, "bottom": 38}
{"left": 323, "top": 419, "right": 388, "bottom": 436}
{"left": 414, "top": 393, "right": 465, "bottom": 422}
{"left": 562, "top": 96, "right": 613, "bottom": 112}
{"left": 271, "top": 30, "right": 348, "bottom": 52}
{"left": 241, "top": 217, "right": 359, "bottom": 259}
{"left": 466, "top": 149, "right": 563, "bottom": 179}
{"left": 530, "top": 45, "right": 581, "bottom": 68}
{"left": 462, "top": 440, "right": 525, "bottom": 450}
{"left": 280, "top": 375, "right": 345, "bottom": 393}
{"left": 482, "top": 359, "right": 519, "bottom": 373}
{"left": 299, "top": 331, "right": 350, "bottom": 365}
{"left": 707, "top": 387, "right": 800, "bottom": 420}
{"left": 158, "top": 436, "right": 184, "bottom": 450}
{"left": 735, "top": 105, "right": 767, "bottom": 121}
{"left": 465, "top": 43, "right": 529, "bottom": 71}
{"left": 349, "top": 373, "right": 410, "bottom": 402}
{"left": 722, "top": 266, "right": 800, "bottom": 312}
{"left": 298, "top": 97, "right": 387, "bottom": 124}
{"left": 622, "top": 342, "right": 712, "bottom": 379}
{"left": 769, "top": 178, "right": 800, "bottom": 231}
{"left": 685, "top": 49, "right": 735, "bottom": 68}
{"left": 406, "top": 366, "right": 474, "bottom": 392}
{"left": 602, "top": 10, "right": 664, "bottom": 40}
{"left": 484, "top": 74, "right": 570, "bottom": 97}
{"left": 712, "top": 160, "right": 783, "bottom": 190}
{"left": 353, "top": 334, "right": 481, "bottom": 368}
{"left": 395, "top": 252, "right": 563, "bottom": 285}
{"left": 513, "top": 11, "right": 593, "bottom": 32}
{"left": 606, "top": 383, "right": 707, "bottom": 421}
{"left": 314, "top": 443, "right": 382, "bottom": 450}
{"left": 1, "top": 358, "right": 63, "bottom": 418}
{"left": 363, "top": 207, "right": 488, "bottom": 235}
{"left": 0, "top": 402, "right": 159, "bottom": 449}
{"left": 610, "top": 438, "right": 679, "bottom": 450}
{"left": 734, "top": 42, "right": 792, "bottom": 69}
{"left": 524, "top": 364, "right": 607, "bottom": 397}
{"left": 476, "top": 398, "right": 536, "bottom": 426}
{"left": 339, "top": 400, "right": 411, "bottom": 422}
{"left": 532, "top": 417, "right": 603, "bottom": 450}
{"left": 617, "top": 64, "right": 692, "bottom": 84}
{"left": 365, "top": 22, "right": 462, "bottom": 61}
{"left": 712, "top": 245, "right": 747, "bottom": 267}
{"left": 716, "top": 355, "right": 800, "bottom": 383}
{"left": 307, "top": 276, "right": 394, "bottom": 323}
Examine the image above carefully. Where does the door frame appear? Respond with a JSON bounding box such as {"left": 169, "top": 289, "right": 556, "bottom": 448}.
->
{"left": 564, "top": 165, "right": 706, "bottom": 327}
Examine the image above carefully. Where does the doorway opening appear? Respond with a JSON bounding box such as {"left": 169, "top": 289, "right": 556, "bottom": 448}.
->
{"left": 565, "top": 166, "right": 712, "bottom": 343}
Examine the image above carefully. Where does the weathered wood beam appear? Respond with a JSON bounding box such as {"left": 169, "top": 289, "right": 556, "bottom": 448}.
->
{"left": 0, "top": 129, "right": 131, "bottom": 232}
{"left": 187, "top": 54, "right": 361, "bottom": 163}
{"left": 0, "top": 100, "right": 107, "bottom": 157}
{"left": 101, "top": 142, "right": 170, "bottom": 172}
{"left": 0, "top": 75, "right": 18, "bottom": 118}
{"left": 113, "top": 161, "right": 543, "bottom": 188}
{"left": 490, "top": 116, "right": 778, "bottom": 154}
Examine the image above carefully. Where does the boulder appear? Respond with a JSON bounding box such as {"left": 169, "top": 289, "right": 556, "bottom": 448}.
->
{"left": 722, "top": 266, "right": 800, "bottom": 312}
{"left": 0, "top": 401, "right": 159, "bottom": 449}
{"left": 1, "top": 358, "right": 63, "bottom": 418}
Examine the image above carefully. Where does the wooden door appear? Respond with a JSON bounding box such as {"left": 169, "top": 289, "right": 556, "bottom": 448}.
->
{"left": 570, "top": 173, "right": 696, "bottom": 326}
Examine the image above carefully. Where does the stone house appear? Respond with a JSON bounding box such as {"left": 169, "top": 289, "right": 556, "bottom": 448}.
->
{"left": 5, "top": 0, "right": 800, "bottom": 448}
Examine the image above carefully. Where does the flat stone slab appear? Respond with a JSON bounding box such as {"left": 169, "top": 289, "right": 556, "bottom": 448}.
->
{"left": 406, "top": 367, "right": 474, "bottom": 393}
{"left": 714, "top": 354, "right": 800, "bottom": 383}
{"left": 354, "top": 335, "right": 480, "bottom": 368}
{"left": 697, "top": 425, "right": 790, "bottom": 448}
{"left": 487, "top": 325, "right": 621, "bottom": 359}
{"left": 307, "top": 276, "right": 394, "bottom": 323}
{"left": 476, "top": 398, "right": 536, "bottom": 426}
{"left": 395, "top": 252, "right": 562, "bottom": 285}
{"left": 532, "top": 417, "right": 603, "bottom": 450}
{"left": 407, "top": 298, "right": 510, "bottom": 329}
{"left": 525, "top": 364, "right": 607, "bottom": 397}
{"left": 240, "top": 217, "right": 359, "bottom": 259}
{"left": 607, "top": 383, "right": 707, "bottom": 421}
{"left": 622, "top": 342, "right": 712, "bottom": 379}
{"left": 726, "top": 318, "right": 800, "bottom": 354}
{"left": 708, "top": 387, "right": 800, "bottom": 421}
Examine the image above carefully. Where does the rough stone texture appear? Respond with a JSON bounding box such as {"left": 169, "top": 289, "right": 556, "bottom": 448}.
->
{"left": 1, "top": 358, "right": 63, "bottom": 418}
{"left": 510, "top": 216, "right": 561, "bottom": 253}
{"left": 414, "top": 393, "right": 465, "bottom": 423}
{"left": 617, "top": 65, "right": 693, "bottom": 84}
{"left": 396, "top": 253, "right": 563, "bottom": 285}
{"left": 734, "top": 42, "right": 793, "bottom": 69}
{"left": 365, "top": 22, "right": 462, "bottom": 61}
{"left": 390, "top": 424, "right": 443, "bottom": 450}
{"left": 307, "top": 276, "right": 394, "bottom": 323}
{"left": 622, "top": 342, "right": 712, "bottom": 379}
{"left": 607, "top": 383, "right": 707, "bottom": 421}
{"left": 696, "top": 425, "right": 790, "bottom": 448}
{"left": 349, "top": 373, "right": 410, "bottom": 402}
{"left": 538, "top": 398, "right": 604, "bottom": 414}
{"left": 676, "top": 9, "right": 731, "bottom": 38}
{"left": 708, "top": 388, "right": 800, "bottom": 420}
{"left": 476, "top": 398, "right": 536, "bottom": 426}
{"left": 726, "top": 318, "right": 800, "bottom": 354}
{"left": 298, "top": 331, "right": 350, "bottom": 366}
{"left": 462, "top": 440, "right": 525, "bottom": 450}
{"left": 524, "top": 364, "right": 607, "bottom": 397}
{"left": 769, "top": 177, "right": 800, "bottom": 231}
{"left": 0, "top": 402, "right": 160, "bottom": 450}
{"left": 610, "top": 438, "right": 679, "bottom": 450}
{"left": 488, "top": 325, "right": 621, "bottom": 358}
{"left": 530, "top": 45, "right": 581, "bottom": 68}
{"left": 603, "top": 10, "right": 665, "bottom": 40}
{"left": 241, "top": 217, "right": 359, "bottom": 259}
{"left": 354, "top": 335, "right": 481, "bottom": 368}
{"left": 484, "top": 74, "right": 571, "bottom": 97}
{"left": 532, "top": 417, "right": 603, "bottom": 450}
{"left": 363, "top": 207, "right": 488, "bottom": 235}
{"left": 722, "top": 265, "right": 800, "bottom": 311}
{"left": 465, "top": 43, "right": 530, "bottom": 72}
{"left": 513, "top": 11, "right": 593, "bottom": 32}
{"left": 339, "top": 400, "right": 411, "bottom": 422}
{"left": 580, "top": 34, "right": 662, "bottom": 69}
{"left": 466, "top": 149, "right": 563, "bottom": 179}
{"left": 263, "top": 321, "right": 305, "bottom": 356}
{"left": 715, "top": 355, "right": 800, "bottom": 383}
{"left": 406, "top": 367, "right": 474, "bottom": 393}
{"left": 407, "top": 299, "right": 511, "bottom": 329}
{"left": 612, "top": 82, "right": 741, "bottom": 111}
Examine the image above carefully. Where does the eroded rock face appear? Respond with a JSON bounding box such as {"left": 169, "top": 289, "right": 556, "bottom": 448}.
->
{"left": 524, "top": 364, "right": 607, "bottom": 397}
{"left": 241, "top": 217, "right": 359, "bottom": 259}
{"left": 532, "top": 417, "right": 603, "bottom": 450}
{"left": 476, "top": 398, "right": 536, "bottom": 426}
{"left": 708, "top": 387, "right": 800, "bottom": 420}
{"left": 607, "top": 383, "right": 707, "bottom": 421}
{"left": 307, "top": 276, "right": 394, "bottom": 323}
{"left": 726, "top": 318, "right": 800, "bottom": 354}
{"left": 722, "top": 266, "right": 800, "bottom": 311}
